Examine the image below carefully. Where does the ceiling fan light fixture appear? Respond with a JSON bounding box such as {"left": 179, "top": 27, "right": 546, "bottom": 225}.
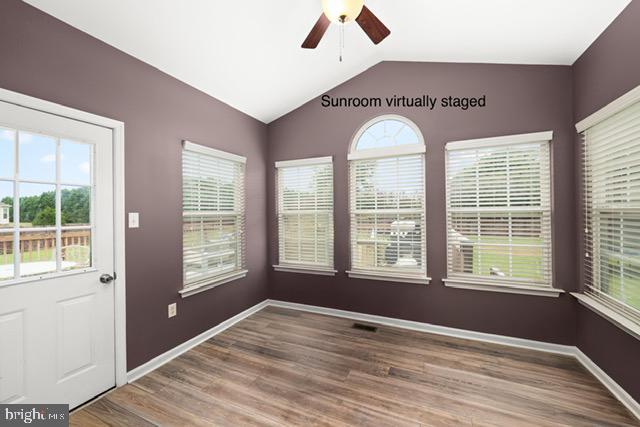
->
{"left": 321, "top": 0, "right": 364, "bottom": 23}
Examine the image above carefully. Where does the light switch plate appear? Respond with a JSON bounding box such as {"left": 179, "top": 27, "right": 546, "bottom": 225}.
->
{"left": 168, "top": 303, "right": 177, "bottom": 318}
{"left": 128, "top": 212, "right": 139, "bottom": 228}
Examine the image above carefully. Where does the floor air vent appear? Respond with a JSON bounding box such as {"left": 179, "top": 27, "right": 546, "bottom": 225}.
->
{"left": 352, "top": 323, "right": 378, "bottom": 332}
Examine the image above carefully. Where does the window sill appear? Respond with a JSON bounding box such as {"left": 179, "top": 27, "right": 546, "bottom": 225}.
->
{"left": 571, "top": 292, "right": 640, "bottom": 341}
{"left": 273, "top": 265, "right": 337, "bottom": 276}
{"left": 443, "top": 278, "right": 564, "bottom": 298}
{"left": 346, "top": 271, "right": 431, "bottom": 285}
{"left": 180, "top": 270, "right": 248, "bottom": 298}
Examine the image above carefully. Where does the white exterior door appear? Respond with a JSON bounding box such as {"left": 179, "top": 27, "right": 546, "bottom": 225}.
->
{"left": 0, "top": 100, "right": 115, "bottom": 409}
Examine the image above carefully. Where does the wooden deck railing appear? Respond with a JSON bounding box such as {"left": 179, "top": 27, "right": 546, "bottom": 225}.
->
{"left": 0, "top": 229, "right": 91, "bottom": 263}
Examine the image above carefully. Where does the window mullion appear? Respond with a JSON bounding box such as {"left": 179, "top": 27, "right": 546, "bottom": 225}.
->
{"left": 13, "top": 131, "right": 20, "bottom": 279}
{"left": 55, "top": 138, "right": 62, "bottom": 273}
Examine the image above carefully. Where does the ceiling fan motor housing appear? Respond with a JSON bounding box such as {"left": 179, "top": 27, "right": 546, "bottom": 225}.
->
{"left": 321, "top": 0, "right": 365, "bottom": 23}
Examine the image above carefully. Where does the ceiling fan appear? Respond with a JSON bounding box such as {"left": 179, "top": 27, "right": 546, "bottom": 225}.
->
{"left": 301, "top": 0, "right": 391, "bottom": 52}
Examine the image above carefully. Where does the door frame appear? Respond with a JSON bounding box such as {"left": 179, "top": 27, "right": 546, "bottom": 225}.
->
{"left": 0, "top": 87, "right": 127, "bottom": 387}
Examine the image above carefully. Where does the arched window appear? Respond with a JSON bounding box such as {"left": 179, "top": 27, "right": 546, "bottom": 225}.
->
{"left": 347, "top": 115, "right": 429, "bottom": 284}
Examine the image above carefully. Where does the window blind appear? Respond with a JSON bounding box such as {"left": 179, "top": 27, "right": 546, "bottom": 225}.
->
{"left": 276, "top": 157, "right": 334, "bottom": 271}
{"left": 182, "top": 142, "right": 246, "bottom": 289}
{"left": 446, "top": 137, "right": 552, "bottom": 287}
{"left": 583, "top": 100, "right": 640, "bottom": 324}
{"left": 349, "top": 154, "right": 427, "bottom": 280}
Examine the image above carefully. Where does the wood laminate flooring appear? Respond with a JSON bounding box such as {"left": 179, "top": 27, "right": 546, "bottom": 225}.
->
{"left": 71, "top": 306, "right": 639, "bottom": 426}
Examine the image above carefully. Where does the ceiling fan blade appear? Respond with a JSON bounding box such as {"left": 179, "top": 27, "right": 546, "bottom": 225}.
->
{"left": 356, "top": 5, "right": 390, "bottom": 45}
{"left": 302, "top": 14, "right": 331, "bottom": 49}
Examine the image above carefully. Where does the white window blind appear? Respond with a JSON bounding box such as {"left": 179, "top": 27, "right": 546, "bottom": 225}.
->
{"left": 445, "top": 134, "right": 553, "bottom": 287}
{"left": 583, "top": 100, "right": 640, "bottom": 324}
{"left": 348, "top": 116, "right": 427, "bottom": 282}
{"left": 182, "top": 141, "right": 246, "bottom": 291}
{"left": 275, "top": 157, "right": 334, "bottom": 273}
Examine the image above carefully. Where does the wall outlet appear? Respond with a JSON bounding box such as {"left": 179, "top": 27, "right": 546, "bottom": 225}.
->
{"left": 168, "top": 303, "right": 177, "bottom": 318}
{"left": 128, "top": 212, "right": 140, "bottom": 228}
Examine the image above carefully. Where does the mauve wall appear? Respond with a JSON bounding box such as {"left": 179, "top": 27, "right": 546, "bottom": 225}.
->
{"left": 573, "top": 0, "right": 640, "bottom": 402}
{"left": 0, "top": 0, "right": 269, "bottom": 370}
{"left": 268, "top": 61, "right": 578, "bottom": 344}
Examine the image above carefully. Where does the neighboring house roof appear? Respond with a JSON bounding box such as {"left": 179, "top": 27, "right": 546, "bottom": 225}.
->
{"left": 0, "top": 203, "right": 10, "bottom": 208}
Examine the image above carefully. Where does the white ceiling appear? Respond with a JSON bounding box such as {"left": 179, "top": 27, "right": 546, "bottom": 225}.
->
{"left": 24, "top": 0, "right": 631, "bottom": 123}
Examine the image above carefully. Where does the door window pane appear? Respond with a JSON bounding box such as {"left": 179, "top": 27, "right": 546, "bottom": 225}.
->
{"left": 61, "top": 140, "right": 92, "bottom": 185}
{"left": 19, "top": 183, "right": 56, "bottom": 227}
{"left": 0, "top": 231, "right": 14, "bottom": 281}
{"left": 61, "top": 186, "right": 91, "bottom": 226}
{"left": 2, "top": 130, "right": 94, "bottom": 281}
{"left": 0, "top": 181, "right": 13, "bottom": 230}
{"left": 61, "top": 229, "right": 91, "bottom": 271}
{"left": 0, "top": 128, "right": 15, "bottom": 179}
{"left": 19, "top": 229, "right": 57, "bottom": 277}
{"left": 19, "top": 132, "right": 56, "bottom": 182}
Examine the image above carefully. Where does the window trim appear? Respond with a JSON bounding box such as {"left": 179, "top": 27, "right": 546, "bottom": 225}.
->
{"left": 572, "top": 293, "right": 640, "bottom": 341}
{"left": 183, "top": 140, "right": 246, "bottom": 164}
{"left": 348, "top": 114, "right": 425, "bottom": 161}
{"left": 576, "top": 84, "right": 640, "bottom": 132}
{"left": 444, "top": 278, "right": 563, "bottom": 298}
{"left": 274, "top": 156, "right": 335, "bottom": 275}
{"left": 275, "top": 156, "right": 332, "bottom": 168}
{"left": 577, "top": 88, "right": 640, "bottom": 328}
{"left": 445, "top": 130, "right": 553, "bottom": 151}
{"left": 443, "top": 131, "right": 557, "bottom": 291}
{"left": 347, "top": 270, "right": 431, "bottom": 285}
{"left": 348, "top": 115, "right": 429, "bottom": 284}
{"left": 273, "top": 265, "right": 337, "bottom": 276}
{"left": 181, "top": 140, "right": 247, "bottom": 297}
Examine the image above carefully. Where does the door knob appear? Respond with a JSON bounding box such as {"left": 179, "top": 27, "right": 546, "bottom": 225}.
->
{"left": 100, "top": 273, "right": 115, "bottom": 284}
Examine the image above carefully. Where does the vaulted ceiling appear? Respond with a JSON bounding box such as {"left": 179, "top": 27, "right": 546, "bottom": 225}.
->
{"left": 24, "top": 0, "right": 631, "bottom": 123}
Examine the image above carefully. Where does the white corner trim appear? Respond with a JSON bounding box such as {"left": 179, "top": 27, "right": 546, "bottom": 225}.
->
{"left": 183, "top": 140, "right": 246, "bottom": 164}
{"left": 576, "top": 84, "right": 640, "bottom": 133}
{"left": 273, "top": 265, "right": 337, "bottom": 276}
{"left": 275, "top": 156, "right": 332, "bottom": 168}
{"left": 444, "top": 278, "right": 564, "bottom": 298}
{"left": 346, "top": 271, "right": 431, "bottom": 285}
{"left": 179, "top": 270, "right": 248, "bottom": 298}
{"left": 126, "top": 299, "right": 269, "bottom": 383}
{"left": 571, "top": 293, "right": 640, "bottom": 341}
{"left": 574, "top": 348, "right": 640, "bottom": 420}
{"left": 446, "top": 131, "right": 553, "bottom": 151}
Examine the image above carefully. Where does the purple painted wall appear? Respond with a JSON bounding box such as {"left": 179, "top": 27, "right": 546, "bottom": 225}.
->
{"left": 572, "top": 0, "right": 640, "bottom": 403}
{"left": 2, "top": 0, "right": 639, "bottom": 403}
{"left": 0, "top": 0, "right": 269, "bottom": 370}
{"left": 268, "top": 61, "right": 578, "bottom": 345}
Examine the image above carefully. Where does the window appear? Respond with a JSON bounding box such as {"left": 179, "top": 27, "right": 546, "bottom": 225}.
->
{"left": 274, "top": 157, "right": 335, "bottom": 275}
{"left": 582, "top": 100, "right": 640, "bottom": 325}
{"left": 347, "top": 115, "right": 428, "bottom": 284}
{"left": 444, "top": 132, "right": 555, "bottom": 295}
{"left": 1, "top": 128, "right": 93, "bottom": 282}
{"left": 181, "top": 141, "right": 246, "bottom": 296}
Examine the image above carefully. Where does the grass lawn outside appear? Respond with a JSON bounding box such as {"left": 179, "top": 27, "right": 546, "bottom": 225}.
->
{"left": 465, "top": 236, "right": 546, "bottom": 281}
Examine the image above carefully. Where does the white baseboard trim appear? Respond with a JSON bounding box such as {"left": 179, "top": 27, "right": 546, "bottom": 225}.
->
{"left": 126, "top": 300, "right": 269, "bottom": 383}
{"left": 574, "top": 348, "right": 640, "bottom": 420}
{"left": 267, "top": 299, "right": 639, "bottom": 420}
{"left": 124, "top": 298, "right": 639, "bottom": 421}
{"left": 267, "top": 299, "right": 575, "bottom": 355}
